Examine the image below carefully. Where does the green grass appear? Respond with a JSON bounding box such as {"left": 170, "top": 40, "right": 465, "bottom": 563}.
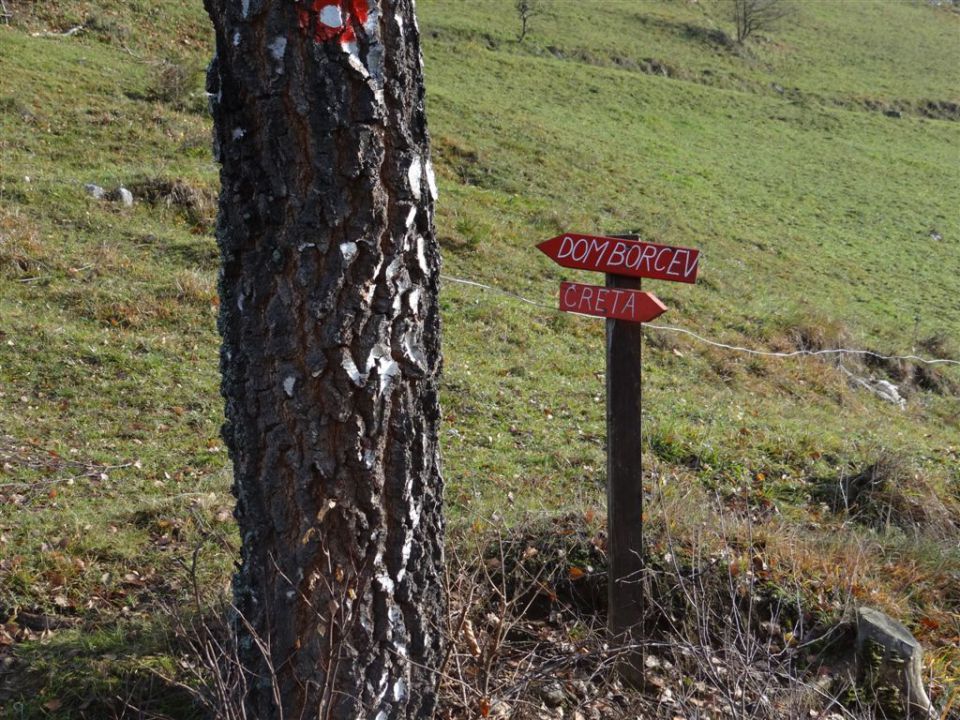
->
{"left": 1, "top": 0, "right": 959, "bottom": 716}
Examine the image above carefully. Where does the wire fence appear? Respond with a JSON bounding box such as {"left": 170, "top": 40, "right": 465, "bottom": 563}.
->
{"left": 440, "top": 274, "right": 960, "bottom": 368}
{"left": 3, "top": 174, "right": 958, "bottom": 369}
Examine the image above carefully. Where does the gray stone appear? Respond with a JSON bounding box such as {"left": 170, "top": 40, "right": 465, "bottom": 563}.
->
{"left": 84, "top": 183, "right": 106, "bottom": 199}
{"left": 856, "top": 607, "right": 936, "bottom": 719}
{"left": 537, "top": 681, "right": 566, "bottom": 708}
{"left": 116, "top": 187, "right": 134, "bottom": 207}
{"left": 873, "top": 380, "right": 905, "bottom": 409}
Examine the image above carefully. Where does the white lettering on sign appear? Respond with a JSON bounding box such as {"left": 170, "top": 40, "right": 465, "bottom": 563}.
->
{"left": 567, "top": 284, "right": 637, "bottom": 316}
{"left": 558, "top": 281, "right": 667, "bottom": 323}
{"left": 586, "top": 237, "right": 694, "bottom": 279}
{"left": 540, "top": 234, "right": 700, "bottom": 283}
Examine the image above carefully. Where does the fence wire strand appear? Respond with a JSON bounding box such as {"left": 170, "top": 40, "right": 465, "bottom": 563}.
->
{"left": 440, "top": 274, "right": 960, "bottom": 367}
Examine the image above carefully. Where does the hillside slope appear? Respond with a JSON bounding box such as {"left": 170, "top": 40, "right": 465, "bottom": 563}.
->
{"left": 0, "top": 0, "right": 958, "bottom": 717}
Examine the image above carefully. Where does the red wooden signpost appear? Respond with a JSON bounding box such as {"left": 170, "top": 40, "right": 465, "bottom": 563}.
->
{"left": 539, "top": 231, "right": 700, "bottom": 686}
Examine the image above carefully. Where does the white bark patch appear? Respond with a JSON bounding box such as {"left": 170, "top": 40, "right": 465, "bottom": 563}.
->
{"left": 407, "top": 155, "right": 422, "bottom": 201}
{"left": 388, "top": 604, "right": 403, "bottom": 626}
{"left": 426, "top": 160, "right": 439, "bottom": 200}
{"left": 376, "top": 573, "right": 394, "bottom": 593}
{"left": 393, "top": 678, "right": 407, "bottom": 702}
{"left": 416, "top": 234, "right": 429, "bottom": 275}
{"left": 342, "top": 352, "right": 364, "bottom": 386}
{"left": 342, "top": 40, "right": 369, "bottom": 78}
{"left": 232, "top": 127, "right": 245, "bottom": 140}
{"left": 405, "top": 206, "right": 417, "bottom": 229}
{"left": 268, "top": 36, "right": 287, "bottom": 70}
{"left": 409, "top": 499, "right": 423, "bottom": 529}
{"left": 363, "top": 4, "right": 384, "bottom": 83}
{"left": 319, "top": 4, "right": 343, "bottom": 27}
{"left": 339, "top": 241, "right": 358, "bottom": 264}
{"left": 241, "top": 0, "right": 250, "bottom": 18}
{"left": 236, "top": 291, "right": 245, "bottom": 311}
{"left": 364, "top": 0, "right": 380, "bottom": 34}
{"left": 232, "top": 31, "right": 241, "bottom": 47}
{"left": 397, "top": 529, "right": 414, "bottom": 580}
{"left": 384, "top": 256, "right": 402, "bottom": 283}
{"left": 407, "top": 288, "right": 422, "bottom": 315}
{"left": 377, "top": 358, "right": 400, "bottom": 398}
{"left": 404, "top": 334, "right": 427, "bottom": 372}
{"left": 283, "top": 376, "right": 295, "bottom": 397}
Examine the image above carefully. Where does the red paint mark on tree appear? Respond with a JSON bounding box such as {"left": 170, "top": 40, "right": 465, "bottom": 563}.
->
{"left": 297, "top": 0, "right": 369, "bottom": 45}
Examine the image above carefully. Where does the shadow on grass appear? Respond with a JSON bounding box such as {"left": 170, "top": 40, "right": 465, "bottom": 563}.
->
{"left": 1, "top": 618, "right": 203, "bottom": 720}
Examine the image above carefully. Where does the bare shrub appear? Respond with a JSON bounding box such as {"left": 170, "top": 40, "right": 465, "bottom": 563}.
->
{"left": 730, "top": 0, "right": 795, "bottom": 44}
{"left": 149, "top": 61, "right": 207, "bottom": 113}
{"left": 913, "top": 334, "right": 960, "bottom": 395}
{"left": 514, "top": 0, "right": 544, "bottom": 43}
{"left": 0, "top": 217, "right": 49, "bottom": 279}
{"left": 780, "top": 311, "right": 850, "bottom": 354}
{"left": 127, "top": 177, "right": 217, "bottom": 231}
{"left": 435, "top": 502, "right": 847, "bottom": 719}
{"left": 174, "top": 269, "right": 217, "bottom": 306}
{"left": 641, "top": 482, "right": 844, "bottom": 719}
{"left": 816, "top": 452, "right": 959, "bottom": 539}
{"left": 863, "top": 333, "right": 960, "bottom": 396}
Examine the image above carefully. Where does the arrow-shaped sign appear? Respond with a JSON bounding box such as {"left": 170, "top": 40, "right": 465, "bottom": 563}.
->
{"left": 559, "top": 281, "right": 667, "bottom": 323}
{"left": 538, "top": 233, "right": 699, "bottom": 284}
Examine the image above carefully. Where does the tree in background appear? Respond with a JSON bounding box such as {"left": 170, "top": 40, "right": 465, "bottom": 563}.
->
{"left": 515, "top": 0, "right": 544, "bottom": 42}
{"left": 204, "top": 0, "right": 444, "bottom": 717}
{"left": 731, "top": 0, "right": 793, "bottom": 43}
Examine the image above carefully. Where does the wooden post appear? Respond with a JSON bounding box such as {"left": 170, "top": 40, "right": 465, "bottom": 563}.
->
{"left": 538, "top": 229, "right": 697, "bottom": 686}
{"left": 606, "top": 235, "right": 644, "bottom": 686}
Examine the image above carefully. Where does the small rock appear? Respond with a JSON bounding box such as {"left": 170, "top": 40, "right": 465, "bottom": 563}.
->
{"left": 856, "top": 607, "right": 937, "bottom": 719}
{"left": 84, "top": 183, "right": 106, "bottom": 199}
{"left": 884, "top": 108, "right": 903, "bottom": 119}
{"left": 116, "top": 187, "right": 134, "bottom": 207}
{"left": 537, "top": 681, "right": 566, "bottom": 708}
{"left": 873, "top": 380, "right": 905, "bottom": 409}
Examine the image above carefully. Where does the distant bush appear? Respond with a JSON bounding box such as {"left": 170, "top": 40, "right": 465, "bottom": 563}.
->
{"left": 815, "top": 451, "right": 960, "bottom": 539}
{"left": 730, "top": 0, "right": 794, "bottom": 43}
{"left": 514, "top": 0, "right": 544, "bottom": 42}
{"left": 149, "top": 60, "right": 207, "bottom": 114}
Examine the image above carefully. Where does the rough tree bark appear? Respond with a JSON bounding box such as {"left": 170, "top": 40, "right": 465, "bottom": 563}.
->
{"left": 204, "top": 1, "right": 444, "bottom": 717}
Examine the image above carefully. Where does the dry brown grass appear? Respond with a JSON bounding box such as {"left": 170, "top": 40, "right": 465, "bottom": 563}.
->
{"left": 0, "top": 209, "right": 51, "bottom": 280}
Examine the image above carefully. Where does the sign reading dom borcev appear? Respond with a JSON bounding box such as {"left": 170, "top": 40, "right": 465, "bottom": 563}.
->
{"left": 537, "top": 233, "right": 700, "bottom": 284}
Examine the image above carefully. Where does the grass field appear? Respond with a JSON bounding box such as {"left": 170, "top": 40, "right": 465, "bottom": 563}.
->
{"left": 1, "top": 1, "right": 958, "bottom": 717}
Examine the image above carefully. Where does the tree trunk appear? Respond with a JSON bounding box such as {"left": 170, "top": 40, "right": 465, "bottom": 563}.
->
{"left": 204, "top": 1, "right": 444, "bottom": 717}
